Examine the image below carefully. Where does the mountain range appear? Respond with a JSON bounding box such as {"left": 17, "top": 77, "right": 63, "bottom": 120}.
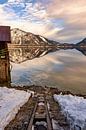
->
{"left": 8, "top": 28, "right": 86, "bottom": 63}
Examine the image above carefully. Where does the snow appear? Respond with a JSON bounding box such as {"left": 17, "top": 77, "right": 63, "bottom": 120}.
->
{"left": 52, "top": 119, "right": 64, "bottom": 130}
{"left": 38, "top": 102, "right": 44, "bottom": 106}
{"left": 54, "top": 94, "right": 86, "bottom": 130}
{"left": 39, "top": 36, "right": 47, "bottom": 42}
{"left": 35, "top": 121, "right": 47, "bottom": 127}
{"left": 0, "top": 87, "right": 31, "bottom": 130}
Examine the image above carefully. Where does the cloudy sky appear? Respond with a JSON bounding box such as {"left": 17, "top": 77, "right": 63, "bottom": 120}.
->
{"left": 0, "top": 0, "right": 86, "bottom": 42}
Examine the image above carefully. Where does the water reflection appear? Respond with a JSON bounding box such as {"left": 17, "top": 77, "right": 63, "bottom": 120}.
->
{"left": 8, "top": 45, "right": 58, "bottom": 63}
{"left": 75, "top": 46, "right": 86, "bottom": 56}
{"left": 11, "top": 49, "right": 86, "bottom": 94}
{"left": 8, "top": 39, "right": 86, "bottom": 64}
{"left": 1, "top": 37, "right": 85, "bottom": 94}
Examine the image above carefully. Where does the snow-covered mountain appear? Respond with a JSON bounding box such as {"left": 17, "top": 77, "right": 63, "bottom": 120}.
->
{"left": 9, "top": 28, "right": 60, "bottom": 63}
{"left": 8, "top": 28, "right": 86, "bottom": 63}
{"left": 11, "top": 28, "right": 59, "bottom": 46}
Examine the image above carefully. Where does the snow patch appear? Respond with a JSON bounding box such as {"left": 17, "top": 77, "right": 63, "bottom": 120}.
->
{"left": 52, "top": 119, "right": 64, "bottom": 130}
{"left": 38, "top": 102, "right": 44, "bottom": 106}
{"left": 54, "top": 94, "right": 86, "bottom": 130}
{"left": 0, "top": 87, "right": 31, "bottom": 130}
{"left": 39, "top": 36, "right": 47, "bottom": 42}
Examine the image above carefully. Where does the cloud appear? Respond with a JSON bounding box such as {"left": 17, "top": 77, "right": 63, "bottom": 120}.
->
{"left": 0, "top": 0, "right": 86, "bottom": 42}
{"left": 0, "top": 0, "right": 61, "bottom": 39}
{"left": 46, "top": 0, "right": 86, "bottom": 42}
{"left": 8, "top": 0, "right": 25, "bottom": 3}
{"left": 0, "top": 4, "right": 17, "bottom": 22}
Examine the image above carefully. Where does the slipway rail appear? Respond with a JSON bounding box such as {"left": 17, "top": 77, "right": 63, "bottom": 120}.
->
{"left": 27, "top": 98, "right": 38, "bottom": 130}
{"left": 45, "top": 98, "right": 53, "bottom": 130}
{"left": 27, "top": 96, "right": 53, "bottom": 130}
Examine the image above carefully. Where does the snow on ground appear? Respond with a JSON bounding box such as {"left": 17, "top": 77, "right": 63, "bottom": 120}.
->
{"left": 52, "top": 119, "right": 64, "bottom": 130}
{"left": 0, "top": 87, "right": 31, "bottom": 130}
{"left": 54, "top": 94, "right": 86, "bottom": 130}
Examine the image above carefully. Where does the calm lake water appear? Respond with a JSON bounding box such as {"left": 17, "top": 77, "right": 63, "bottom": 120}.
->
{"left": 11, "top": 49, "right": 86, "bottom": 95}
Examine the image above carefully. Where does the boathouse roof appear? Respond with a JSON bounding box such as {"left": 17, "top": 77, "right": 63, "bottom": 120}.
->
{"left": 0, "top": 26, "right": 11, "bottom": 42}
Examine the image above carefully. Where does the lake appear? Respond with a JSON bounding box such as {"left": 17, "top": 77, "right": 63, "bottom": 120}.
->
{"left": 11, "top": 49, "right": 86, "bottom": 95}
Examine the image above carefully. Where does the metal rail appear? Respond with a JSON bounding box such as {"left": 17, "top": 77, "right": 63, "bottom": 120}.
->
{"left": 27, "top": 99, "right": 38, "bottom": 130}
{"left": 45, "top": 99, "right": 53, "bottom": 130}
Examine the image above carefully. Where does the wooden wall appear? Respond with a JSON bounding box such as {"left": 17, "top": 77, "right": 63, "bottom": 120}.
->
{"left": 0, "top": 42, "right": 11, "bottom": 84}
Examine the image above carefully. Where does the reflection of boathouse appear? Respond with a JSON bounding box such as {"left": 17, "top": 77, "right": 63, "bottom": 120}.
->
{"left": 0, "top": 26, "right": 11, "bottom": 85}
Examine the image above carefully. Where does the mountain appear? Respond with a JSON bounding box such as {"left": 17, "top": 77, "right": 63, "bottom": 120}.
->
{"left": 76, "top": 38, "right": 86, "bottom": 46}
{"left": 9, "top": 28, "right": 60, "bottom": 63}
{"left": 75, "top": 38, "right": 86, "bottom": 56}
{"left": 11, "top": 28, "right": 59, "bottom": 46}
{"left": 8, "top": 28, "right": 86, "bottom": 63}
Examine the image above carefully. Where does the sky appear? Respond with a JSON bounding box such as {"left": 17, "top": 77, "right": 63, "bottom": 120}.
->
{"left": 0, "top": 0, "right": 86, "bottom": 43}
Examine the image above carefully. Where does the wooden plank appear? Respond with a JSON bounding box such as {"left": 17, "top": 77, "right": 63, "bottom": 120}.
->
{"left": 35, "top": 113, "right": 46, "bottom": 119}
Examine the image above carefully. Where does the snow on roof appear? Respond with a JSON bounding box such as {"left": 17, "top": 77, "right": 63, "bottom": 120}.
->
{"left": 54, "top": 94, "right": 86, "bottom": 130}
{"left": 0, "top": 87, "right": 31, "bottom": 130}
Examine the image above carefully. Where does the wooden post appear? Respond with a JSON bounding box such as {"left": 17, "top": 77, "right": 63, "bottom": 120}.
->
{"left": 0, "top": 26, "right": 11, "bottom": 86}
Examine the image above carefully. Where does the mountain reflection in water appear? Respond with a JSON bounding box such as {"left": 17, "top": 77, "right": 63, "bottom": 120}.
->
{"left": 8, "top": 44, "right": 86, "bottom": 64}
{"left": 9, "top": 44, "right": 86, "bottom": 95}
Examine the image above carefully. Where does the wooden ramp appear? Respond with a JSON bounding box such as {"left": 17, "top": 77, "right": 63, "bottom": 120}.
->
{"left": 27, "top": 96, "right": 53, "bottom": 130}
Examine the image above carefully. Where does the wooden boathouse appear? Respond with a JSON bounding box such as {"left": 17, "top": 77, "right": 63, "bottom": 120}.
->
{"left": 0, "top": 26, "right": 11, "bottom": 85}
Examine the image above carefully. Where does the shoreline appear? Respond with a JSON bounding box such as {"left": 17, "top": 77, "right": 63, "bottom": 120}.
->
{"left": 4, "top": 84, "right": 86, "bottom": 98}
